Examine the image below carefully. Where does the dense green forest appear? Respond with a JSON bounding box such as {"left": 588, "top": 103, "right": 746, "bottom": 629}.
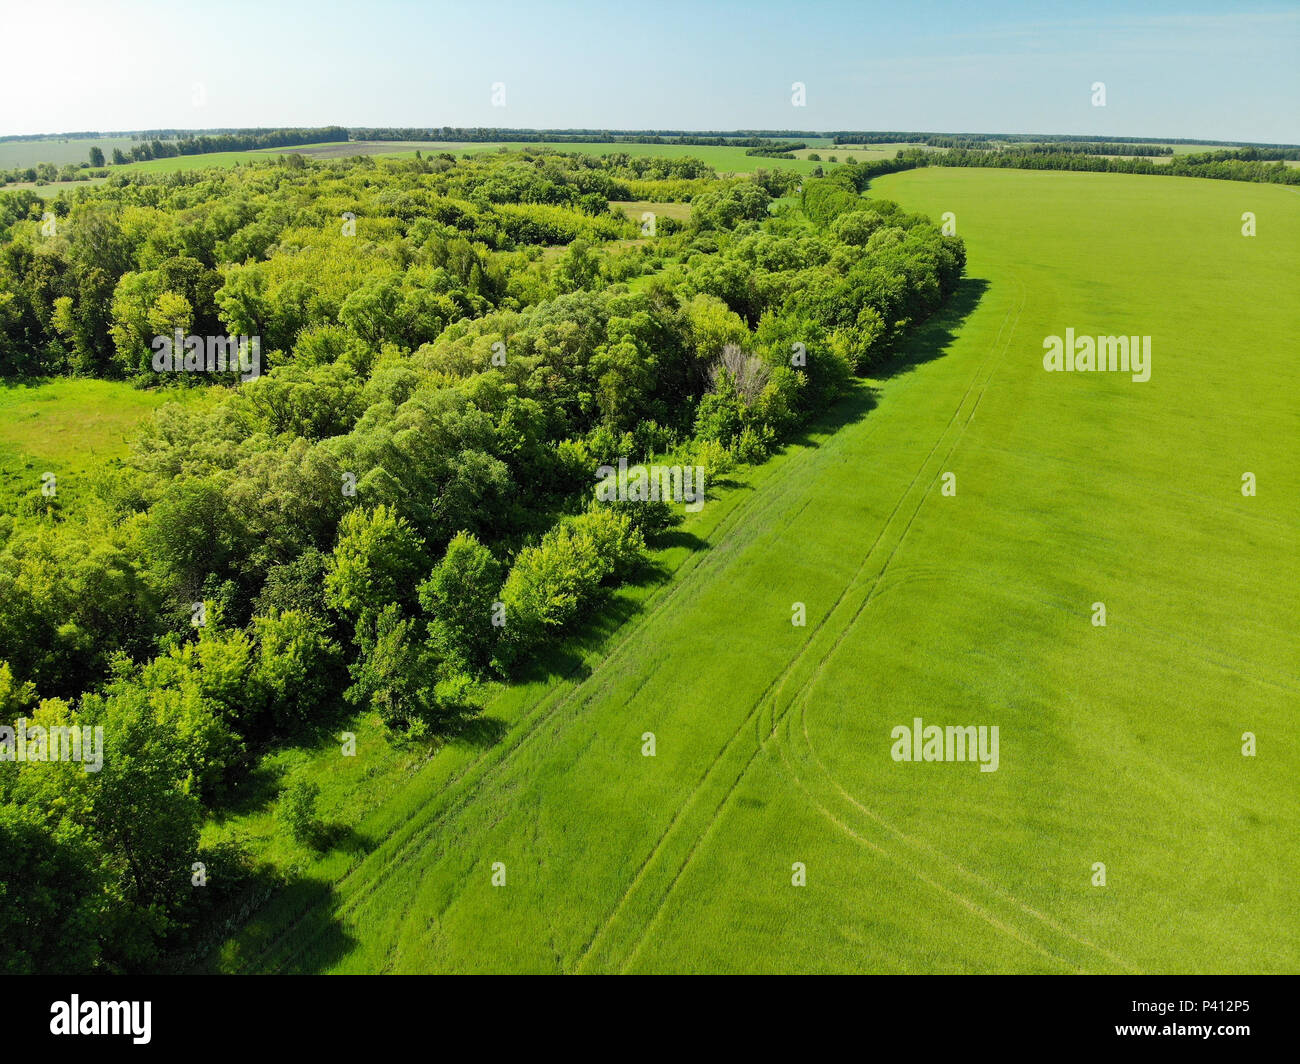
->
{"left": 0, "top": 148, "right": 965, "bottom": 971}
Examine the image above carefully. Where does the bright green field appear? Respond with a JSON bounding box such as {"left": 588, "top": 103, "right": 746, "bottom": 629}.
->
{"left": 110, "top": 140, "right": 837, "bottom": 177}
{"left": 355, "top": 141, "right": 834, "bottom": 175}
{"left": 6, "top": 179, "right": 108, "bottom": 199}
{"left": 0, "top": 379, "right": 197, "bottom": 511}
{"left": 4, "top": 150, "right": 288, "bottom": 194}
{"left": 0, "top": 135, "right": 155, "bottom": 169}
{"left": 791, "top": 142, "right": 932, "bottom": 163}
{"left": 471, "top": 141, "right": 832, "bottom": 174}
{"left": 214, "top": 167, "right": 1298, "bottom": 974}
{"left": 117, "top": 150, "right": 288, "bottom": 173}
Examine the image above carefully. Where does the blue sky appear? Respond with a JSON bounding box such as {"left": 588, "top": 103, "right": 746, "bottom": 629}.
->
{"left": 2, "top": 1, "right": 1297, "bottom": 142}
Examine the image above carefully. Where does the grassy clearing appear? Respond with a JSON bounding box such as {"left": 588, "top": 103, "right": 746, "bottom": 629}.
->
{"left": 4, "top": 178, "right": 108, "bottom": 199}
{"left": 281, "top": 140, "right": 441, "bottom": 159}
{"left": 791, "top": 142, "right": 932, "bottom": 163}
{"left": 0, "top": 379, "right": 202, "bottom": 512}
{"left": 116, "top": 151, "right": 288, "bottom": 173}
{"left": 608, "top": 200, "right": 693, "bottom": 222}
{"left": 212, "top": 166, "right": 1298, "bottom": 973}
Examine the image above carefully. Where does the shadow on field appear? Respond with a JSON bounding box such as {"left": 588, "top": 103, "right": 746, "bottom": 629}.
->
{"left": 443, "top": 712, "right": 509, "bottom": 749}
{"left": 180, "top": 850, "right": 360, "bottom": 975}
{"left": 209, "top": 696, "right": 361, "bottom": 821}
{"left": 887, "top": 277, "right": 990, "bottom": 379}
{"left": 210, "top": 874, "right": 362, "bottom": 975}
{"left": 764, "top": 278, "right": 989, "bottom": 460}
{"left": 507, "top": 580, "right": 648, "bottom": 688}
{"left": 217, "top": 756, "right": 287, "bottom": 819}
{"left": 310, "top": 821, "right": 367, "bottom": 854}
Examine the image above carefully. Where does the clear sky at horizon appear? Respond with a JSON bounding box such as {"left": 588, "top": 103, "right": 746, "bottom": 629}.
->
{"left": 2, "top": 0, "right": 1297, "bottom": 143}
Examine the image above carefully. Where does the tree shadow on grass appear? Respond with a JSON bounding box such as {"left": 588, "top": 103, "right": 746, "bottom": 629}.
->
{"left": 881, "top": 277, "right": 991, "bottom": 382}
{"left": 440, "top": 710, "right": 509, "bottom": 749}
{"left": 647, "top": 528, "right": 707, "bottom": 553}
{"left": 778, "top": 277, "right": 992, "bottom": 452}
{"left": 210, "top": 695, "right": 361, "bottom": 821}
{"left": 307, "top": 821, "right": 367, "bottom": 856}
{"left": 193, "top": 873, "right": 361, "bottom": 975}
{"left": 216, "top": 757, "right": 288, "bottom": 820}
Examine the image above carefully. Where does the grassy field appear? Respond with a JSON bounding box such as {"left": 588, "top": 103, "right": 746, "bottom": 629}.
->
{"left": 609, "top": 200, "right": 693, "bottom": 223}
{"left": 115, "top": 140, "right": 840, "bottom": 176}
{"left": 117, "top": 150, "right": 289, "bottom": 173}
{"left": 5, "top": 178, "right": 108, "bottom": 199}
{"left": 352, "top": 141, "right": 836, "bottom": 175}
{"left": 790, "top": 142, "right": 932, "bottom": 163}
{"left": 0, "top": 135, "right": 160, "bottom": 169}
{"left": 209, "top": 167, "right": 1298, "bottom": 973}
{"left": 281, "top": 140, "right": 457, "bottom": 158}
{"left": 0, "top": 379, "right": 198, "bottom": 512}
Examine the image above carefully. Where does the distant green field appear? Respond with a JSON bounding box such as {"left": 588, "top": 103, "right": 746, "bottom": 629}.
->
{"left": 115, "top": 140, "right": 838, "bottom": 176}
{"left": 282, "top": 140, "right": 434, "bottom": 158}
{"left": 792, "top": 142, "right": 932, "bottom": 163}
{"left": 212, "top": 167, "right": 1298, "bottom": 973}
{"left": 397, "top": 141, "right": 833, "bottom": 175}
{"left": 1164, "top": 142, "right": 1241, "bottom": 155}
{"left": 0, "top": 135, "right": 159, "bottom": 169}
{"left": 609, "top": 199, "right": 693, "bottom": 222}
{"left": 33, "top": 137, "right": 1287, "bottom": 189}
{"left": 6, "top": 135, "right": 1291, "bottom": 187}
{"left": 117, "top": 150, "right": 289, "bottom": 173}
{"left": 5, "top": 177, "right": 108, "bottom": 199}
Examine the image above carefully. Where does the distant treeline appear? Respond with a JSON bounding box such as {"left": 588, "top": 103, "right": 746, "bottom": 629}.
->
{"left": 835, "top": 146, "right": 1300, "bottom": 186}
{"left": 0, "top": 128, "right": 343, "bottom": 144}
{"left": 744, "top": 142, "right": 806, "bottom": 157}
{"left": 9, "top": 127, "right": 1297, "bottom": 151}
{"left": 1188, "top": 145, "right": 1300, "bottom": 162}
{"left": 922, "top": 137, "right": 1173, "bottom": 156}
{"left": 111, "top": 126, "right": 347, "bottom": 162}
{"left": 830, "top": 131, "right": 1300, "bottom": 150}
{"left": 350, "top": 128, "right": 815, "bottom": 148}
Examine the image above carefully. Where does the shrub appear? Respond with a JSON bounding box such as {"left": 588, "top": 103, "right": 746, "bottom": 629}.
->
{"left": 419, "top": 532, "right": 502, "bottom": 676}
{"left": 251, "top": 609, "right": 342, "bottom": 731}
{"left": 496, "top": 509, "right": 644, "bottom": 667}
{"left": 731, "top": 423, "right": 777, "bottom": 465}
{"left": 276, "top": 772, "right": 321, "bottom": 846}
